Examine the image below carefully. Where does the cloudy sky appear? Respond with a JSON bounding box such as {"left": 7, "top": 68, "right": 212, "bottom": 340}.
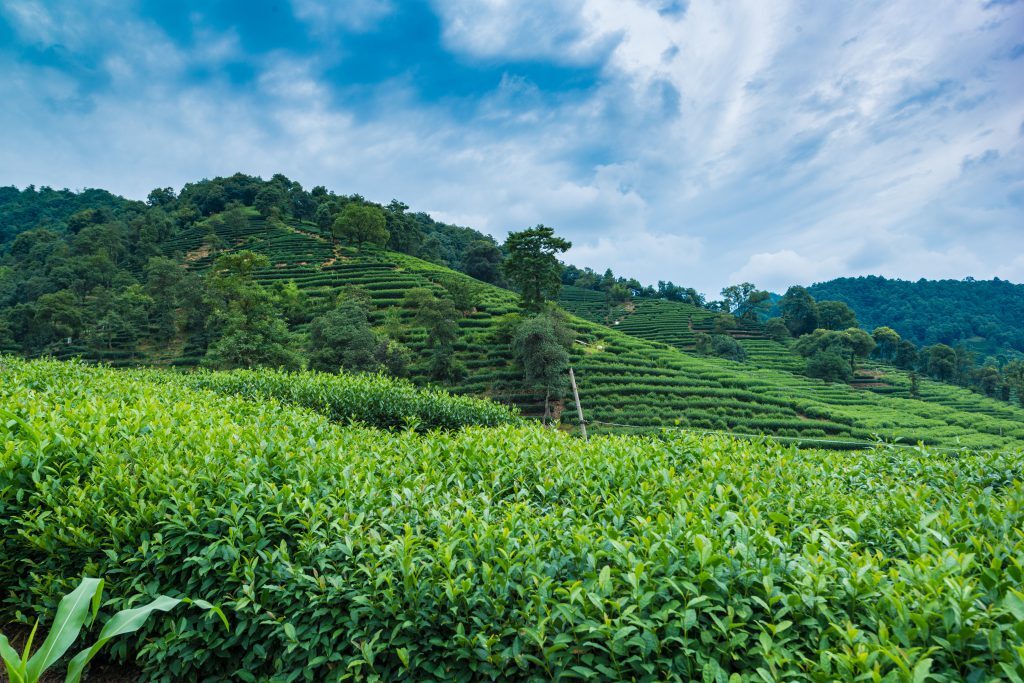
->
{"left": 1, "top": 0, "right": 1022, "bottom": 294}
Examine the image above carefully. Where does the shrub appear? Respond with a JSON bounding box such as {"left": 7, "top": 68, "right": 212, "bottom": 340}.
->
{"left": 2, "top": 358, "right": 1023, "bottom": 681}
{"left": 158, "top": 365, "right": 519, "bottom": 431}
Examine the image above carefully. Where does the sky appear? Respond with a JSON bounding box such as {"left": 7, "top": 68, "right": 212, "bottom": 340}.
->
{"left": 1, "top": 0, "right": 1022, "bottom": 295}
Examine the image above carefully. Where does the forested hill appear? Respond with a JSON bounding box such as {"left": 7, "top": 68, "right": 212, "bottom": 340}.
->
{"left": 0, "top": 176, "right": 500, "bottom": 275}
{"left": 807, "top": 276, "right": 1024, "bottom": 359}
{"left": 0, "top": 185, "right": 136, "bottom": 247}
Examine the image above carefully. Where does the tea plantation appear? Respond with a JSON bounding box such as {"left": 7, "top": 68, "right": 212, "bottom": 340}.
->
{"left": 163, "top": 213, "right": 1024, "bottom": 449}
{"left": 27, "top": 209, "right": 1024, "bottom": 448}
{"left": 556, "top": 286, "right": 1024, "bottom": 448}
{"left": 2, "top": 357, "right": 1023, "bottom": 681}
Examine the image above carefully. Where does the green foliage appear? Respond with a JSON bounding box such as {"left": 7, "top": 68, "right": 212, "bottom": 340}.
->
{"left": 793, "top": 328, "right": 849, "bottom": 358}
{"left": 808, "top": 275, "right": 1024, "bottom": 357}
{"left": 605, "top": 283, "right": 630, "bottom": 306}
{"left": 710, "top": 334, "right": 746, "bottom": 362}
{"left": 926, "top": 344, "right": 958, "bottom": 382}
{"left": 203, "top": 251, "right": 301, "bottom": 370}
{"left": 503, "top": 225, "right": 571, "bottom": 312}
{"left": 3, "top": 176, "right": 1024, "bottom": 445}
{"left": 273, "top": 280, "right": 311, "bottom": 325}
{"left": 780, "top": 286, "right": 820, "bottom": 337}
{"left": 0, "top": 576, "right": 224, "bottom": 683}
{"left": 794, "top": 328, "right": 875, "bottom": 377}
{"left": 374, "top": 339, "right": 412, "bottom": 378}
{"left": 720, "top": 282, "right": 770, "bottom": 321}
{"left": 817, "top": 300, "right": 859, "bottom": 330}
{"left": 307, "top": 299, "right": 380, "bottom": 373}
{"left": 2, "top": 357, "right": 1022, "bottom": 681}
{"left": 872, "top": 325, "right": 901, "bottom": 361}
{"left": 712, "top": 313, "right": 737, "bottom": 334}
{"left": 693, "top": 330, "right": 712, "bottom": 355}
{"left": 461, "top": 239, "right": 504, "bottom": 284}
{"left": 144, "top": 257, "right": 186, "bottom": 341}
{"left": 763, "top": 317, "right": 791, "bottom": 343}
{"left": 254, "top": 185, "right": 287, "bottom": 219}
{"left": 332, "top": 203, "right": 388, "bottom": 249}
{"left": 439, "top": 276, "right": 478, "bottom": 314}
{"left": 404, "top": 287, "right": 464, "bottom": 382}
{"left": 0, "top": 185, "right": 132, "bottom": 248}
{"left": 511, "top": 309, "right": 573, "bottom": 423}
{"left": 805, "top": 348, "right": 854, "bottom": 383}
{"left": 844, "top": 326, "right": 876, "bottom": 364}
{"left": 895, "top": 339, "right": 919, "bottom": 369}
{"left": 170, "top": 363, "right": 517, "bottom": 431}
{"left": 1003, "top": 360, "right": 1024, "bottom": 407}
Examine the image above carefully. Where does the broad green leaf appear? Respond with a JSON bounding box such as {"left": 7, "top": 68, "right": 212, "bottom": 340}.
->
{"left": 64, "top": 594, "right": 228, "bottom": 683}
{"left": 0, "top": 634, "right": 26, "bottom": 683}
{"left": 184, "top": 598, "right": 230, "bottom": 632}
{"left": 1003, "top": 589, "right": 1024, "bottom": 621}
{"left": 912, "top": 657, "right": 933, "bottom": 683}
{"left": 25, "top": 578, "right": 103, "bottom": 681}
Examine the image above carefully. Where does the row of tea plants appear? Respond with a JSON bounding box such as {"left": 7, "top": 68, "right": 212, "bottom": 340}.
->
{"left": 2, "top": 357, "right": 1022, "bottom": 680}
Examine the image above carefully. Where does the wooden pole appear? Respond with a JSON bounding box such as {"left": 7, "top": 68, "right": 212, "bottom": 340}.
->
{"left": 569, "top": 367, "right": 587, "bottom": 442}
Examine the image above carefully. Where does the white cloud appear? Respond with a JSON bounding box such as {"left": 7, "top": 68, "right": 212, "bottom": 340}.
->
{"left": 569, "top": 231, "right": 702, "bottom": 284}
{"left": 996, "top": 254, "right": 1024, "bottom": 283}
{"left": 290, "top": 0, "right": 393, "bottom": 31}
{"left": 729, "top": 250, "right": 845, "bottom": 293}
{"left": 430, "top": 0, "right": 617, "bottom": 65}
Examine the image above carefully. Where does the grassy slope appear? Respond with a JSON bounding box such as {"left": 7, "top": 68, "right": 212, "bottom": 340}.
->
{"left": 52, "top": 209, "right": 1024, "bottom": 449}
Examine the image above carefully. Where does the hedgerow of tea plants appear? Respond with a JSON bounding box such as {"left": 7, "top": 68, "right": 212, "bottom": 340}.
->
{"left": 2, "top": 357, "right": 1023, "bottom": 681}
{"left": 147, "top": 365, "right": 520, "bottom": 431}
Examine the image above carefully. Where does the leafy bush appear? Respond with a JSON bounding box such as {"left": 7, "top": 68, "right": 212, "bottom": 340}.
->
{"left": 3, "top": 358, "right": 1023, "bottom": 680}
{"left": 155, "top": 365, "right": 520, "bottom": 431}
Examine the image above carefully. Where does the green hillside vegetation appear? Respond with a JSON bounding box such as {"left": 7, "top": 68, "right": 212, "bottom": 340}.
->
{"left": 771, "top": 285, "right": 1024, "bottom": 404}
{"left": 807, "top": 275, "right": 1024, "bottom": 359}
{"left": 558, "top": 287, "right": 804, "bottom": 372}
{"left": 3, "top": 357, "right": 1023, "bottom": 681}
{"left": 163, "top": 366, "right": 520, "bottom": 431}
{"left": 1, "top": 179, "right": 1023, "bottom": 449}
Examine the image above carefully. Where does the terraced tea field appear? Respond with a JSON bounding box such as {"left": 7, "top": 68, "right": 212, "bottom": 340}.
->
{"left": 559, "top": 287, "right": 804, "bottom": 372}
{"left": 42, "top": 210, "right": 1024, "bottom": 448}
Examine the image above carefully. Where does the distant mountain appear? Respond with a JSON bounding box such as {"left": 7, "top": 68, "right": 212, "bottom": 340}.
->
{"left": 807, "top": 276, "right": 1024, "bottom": 359}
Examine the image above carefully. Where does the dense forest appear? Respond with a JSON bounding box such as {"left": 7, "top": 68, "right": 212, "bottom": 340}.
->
{"left": 807, "top": 276, "right": 1024, "bottom": 358}
{"left": 0, "top": 174, "right": 507, "bottom": 361}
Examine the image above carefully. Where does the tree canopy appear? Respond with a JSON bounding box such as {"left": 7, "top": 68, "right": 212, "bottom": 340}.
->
{"left": 808, "top": 275, "right": 1024, "bottom": 357}
{"left": 503, "top": 226, "right": 571, "bottom": 312}
{"left": 511, "top": 308, "right": 573, "bottom": 424}
{"left": 780, "top": 286, "right": 820, "bottom": 337}
{"left": 332, "top": 204, "right": 389, "bottom": 249}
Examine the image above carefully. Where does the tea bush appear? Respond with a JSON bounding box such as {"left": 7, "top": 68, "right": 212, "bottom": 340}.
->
{"left": 148, "top": 366, "right": 520, "bottom": 431}
{"left": 2, "top": 357, "right": 1023, "bottom": 681}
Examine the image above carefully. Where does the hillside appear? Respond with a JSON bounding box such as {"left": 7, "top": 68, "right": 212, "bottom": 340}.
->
{"left": 807, "top": 276, "right": 1024, "bottom": 359}
{"left": 3, "top": 357, "right": 1022, "bottom": 680}
{"left": 3, "top": 179, "right": 1024, "bottom": 450}
{"left": 559, "top": 286, "right": 804, "bottom": 372}
{"left": 105, "top": 211, "right": 1024, "bottom": 447}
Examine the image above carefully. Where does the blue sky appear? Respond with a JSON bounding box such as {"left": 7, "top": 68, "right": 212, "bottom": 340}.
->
{"left": 1, "top": 0, "right": 1022, "bottom": 295}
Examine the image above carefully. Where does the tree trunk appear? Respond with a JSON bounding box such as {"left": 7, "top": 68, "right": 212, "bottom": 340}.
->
{"left": 543, "top": 390, "right": 551, "bottom": 426}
